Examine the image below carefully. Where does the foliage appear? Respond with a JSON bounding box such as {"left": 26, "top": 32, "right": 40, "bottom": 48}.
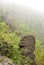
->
{"left": 0, "top": 21, "right": 22, "bottom": 65}
{"left": 0, "top": 21, "right": 44, "bottom": 65}
{"left": 35, "top": 39, "right": 44, "bottom": 65}
{"left": 0, "top": 21, "right": 32, "bottom": 65}
{"left": 21, "top": 56, "right": 33, "bottom": 65}
{"left": 15, "top": 19, "right": 44, "bottom": 65}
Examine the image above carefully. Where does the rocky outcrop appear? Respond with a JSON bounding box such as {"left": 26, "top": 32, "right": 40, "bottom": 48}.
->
{"left": 0, "top": 55, "right": 15, "bottom": 65}
{"left": 19, "top": 35, "right": 36, "bottom": 65}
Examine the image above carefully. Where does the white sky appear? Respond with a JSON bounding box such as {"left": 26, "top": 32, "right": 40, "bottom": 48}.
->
{"left": 1, "top": 0, "right": 44, "bottom": 13}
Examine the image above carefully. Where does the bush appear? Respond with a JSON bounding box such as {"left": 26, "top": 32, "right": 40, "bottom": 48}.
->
{"left": 35, "top": 39, "right": 44, "bottom": 65}
{"left": 0, "top": 22, "right": 22, "bottom": 65}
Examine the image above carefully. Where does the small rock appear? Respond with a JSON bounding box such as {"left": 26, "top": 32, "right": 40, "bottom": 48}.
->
{"left": 0, "top": 55, "right": 15, "bottom": 65}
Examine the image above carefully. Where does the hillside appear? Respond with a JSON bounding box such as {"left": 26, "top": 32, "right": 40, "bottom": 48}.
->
{"left": 0, "top": 21, "right": 44, "bottom": 65}
{"left": 0, "top": 4, "right": 44, "bottom": 42}
{"left": 0, "top": 21, "right": 22, "bottom": 65}
{"left": 0, "top": 2, "right": 44, "bottom": 65}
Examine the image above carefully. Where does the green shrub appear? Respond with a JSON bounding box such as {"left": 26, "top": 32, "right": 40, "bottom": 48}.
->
{"left": 0, "top": 22, "right": 22, "bottom": 65}
{"left": 35, "top": 39, "right": 44, "bottom": 65}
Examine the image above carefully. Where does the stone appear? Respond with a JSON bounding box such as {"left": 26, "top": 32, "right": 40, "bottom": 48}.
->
{"left": 0, "top": 55, "right": 15, "bottom": 65}
{"left": 19, "top": 35, "right": 36, "bottom": 65}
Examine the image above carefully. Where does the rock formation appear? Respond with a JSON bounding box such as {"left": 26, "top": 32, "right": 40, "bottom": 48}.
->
{"left": 19, "top": 35, "right": 36, "bottom": 65}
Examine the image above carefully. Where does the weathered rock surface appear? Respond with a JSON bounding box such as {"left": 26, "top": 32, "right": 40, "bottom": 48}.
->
{"left": 0, "top": 55, "right": 15, "bottom": 65}
{"left": 19, "top": 35, "right": 36, "bottom": 65}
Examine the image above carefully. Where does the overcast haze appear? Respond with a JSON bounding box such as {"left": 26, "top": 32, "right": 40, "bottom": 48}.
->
{"left": 1, "top": 0, "right": 44, "bottom": 13}
{"left": 0, "top": 0, "right": 44, "bottom": 41}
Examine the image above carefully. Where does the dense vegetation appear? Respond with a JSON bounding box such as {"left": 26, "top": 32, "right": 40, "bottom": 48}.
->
{"left": 0, "top": 22, "right": 32, "bottom": 65}
{"left": 0, "top": 22, "right": 21, "bottom": 65}
{"left": 0, "top": 21, "right": 44, "bottom": 65}
{"left": 35, "top": 39, "right": 44, "bottom": 65}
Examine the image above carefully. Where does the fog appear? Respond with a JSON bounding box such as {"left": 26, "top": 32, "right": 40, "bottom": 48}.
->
{"left": 1, "top": 0, "right": 44, "bottom": 13}
{"left": 0, "top": 0, "right": 44, "bottom": 42}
